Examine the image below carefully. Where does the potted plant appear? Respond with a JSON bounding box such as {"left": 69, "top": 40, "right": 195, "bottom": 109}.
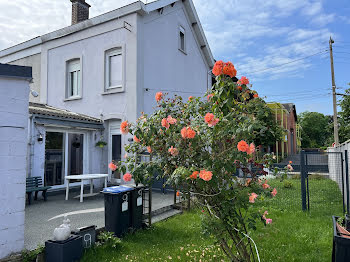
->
{"left": 95, "top": 140, "right": 107, "bottom": 148}
{"left": 332, "top": 215, "right": 350, "bottom": 262}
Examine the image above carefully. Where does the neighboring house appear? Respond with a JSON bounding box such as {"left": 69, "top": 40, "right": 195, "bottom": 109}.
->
{"left": 0, "top": 64, "right": 31, "bottom": 259}
{"left": 267, "top": 102, "right": 301, "bottom": 162}
{"left": 0, "top": 0, "right": 214, "bottom": 190}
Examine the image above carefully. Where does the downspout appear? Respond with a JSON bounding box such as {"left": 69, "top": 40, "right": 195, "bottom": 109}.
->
{"left": 29, "top": 115, "right": 35, "bottom": 178}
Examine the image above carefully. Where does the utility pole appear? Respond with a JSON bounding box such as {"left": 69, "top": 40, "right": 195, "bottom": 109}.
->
{"left": 329, "top": 36, "right": 339, "bottom": 145}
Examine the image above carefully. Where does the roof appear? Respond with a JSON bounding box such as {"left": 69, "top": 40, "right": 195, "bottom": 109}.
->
{"left": 0, "top": 63, "right": 32, "bottom": 80}
{"left": 282, "top": 103, "right": 297, "bottom": 122}
{"left": 29, "top": 102, "right": 103, "bottom": 125}
{"left": 0, "top": 0, "right": 214, "bottom": 68}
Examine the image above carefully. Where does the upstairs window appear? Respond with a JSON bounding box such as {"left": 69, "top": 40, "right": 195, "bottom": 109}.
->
{"left": 105, "top": 48, "right": 123, "bottom": 90}
{"left": 66, "top": 59, "right": 81, "bottom": 99}
{"left": 179, "top": 26, "right": 186, "bottom": 53}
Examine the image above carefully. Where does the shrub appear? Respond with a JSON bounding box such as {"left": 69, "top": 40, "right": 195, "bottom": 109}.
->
{"left": 21, "top": 245, "right": 44, "bottom": 262}
{"left": 283, "top": 180, "right": 294, "bottom": 189}
{"left": 111, "top": 61, "right": 283, "bottom": 261}
{"left": 97, "top": 231, "right": 121, "bottom": 248}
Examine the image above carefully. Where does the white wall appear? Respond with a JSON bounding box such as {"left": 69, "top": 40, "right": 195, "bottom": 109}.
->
{"left": 328, "top": 142, "right": 350, "bottom": 211}
{"left": 141, "top": 1, "right": 211, "bottom": 115}
{"left": 8, "top": 54, "right": 41, "bottom": 103}
{"left": 0, "top": 77, "right": 29, "bottom": 259}
{"left": 42, "top": 13, "right": 139, "bottom": 124}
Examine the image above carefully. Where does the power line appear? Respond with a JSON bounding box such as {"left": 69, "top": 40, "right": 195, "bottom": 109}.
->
{"left": 243, "top": 50, "right": 328, "bottom": 75}
{"left": 333, "top": 51, "right": 350, "bottom": 55}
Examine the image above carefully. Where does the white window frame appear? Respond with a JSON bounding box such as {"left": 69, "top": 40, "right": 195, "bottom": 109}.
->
{"left": 104, "top": 47, "right": 125, "bottom": 93}
{"left": 66, "top": 58, "right": 82, "bottom": 100}
{"left": 178, "top": 25, "right": 186, "bottom": 54}
{"left": 44, "top": 127, "right": 89, "bottom": 190}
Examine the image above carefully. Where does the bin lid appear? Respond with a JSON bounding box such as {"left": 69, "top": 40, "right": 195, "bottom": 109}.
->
{"left": 102, "top": 185, "right": 134, "bottom": 194}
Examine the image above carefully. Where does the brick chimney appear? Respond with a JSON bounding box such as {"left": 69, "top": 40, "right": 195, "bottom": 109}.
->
{"left": 71, "top": 0, "right": 91, "bottom": 25}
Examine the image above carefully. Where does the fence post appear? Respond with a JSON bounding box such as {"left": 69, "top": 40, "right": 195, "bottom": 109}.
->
{"left": 345, "top": 150, "right": 350, "bottom": 214}
{"left": 341, "top": 152, "right": 346, "bottom": 214}
{"left": 300, "top": 150, "right": 307, "bottom": 211}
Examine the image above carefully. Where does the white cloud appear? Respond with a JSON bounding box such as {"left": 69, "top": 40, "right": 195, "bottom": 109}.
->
{"left": 193, "top": 0, "right": 336, "bottom": 81}
{"left": 0, "top": 0, "right": 338, "bottom": 83}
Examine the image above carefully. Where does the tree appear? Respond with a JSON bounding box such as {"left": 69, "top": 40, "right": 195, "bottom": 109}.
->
{"left": 112, "top": 61, "right": 283, "bottom": 261}
{"left": 339, "top": 87, "right": 350, "bottom": 143}
{"left": 298, "top": 111, "right": 333, "bottom": 148}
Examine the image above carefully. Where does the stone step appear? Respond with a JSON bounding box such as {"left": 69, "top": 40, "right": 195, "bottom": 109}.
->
{"left": 151, "top": 208, "right": 182, "bottom": 224}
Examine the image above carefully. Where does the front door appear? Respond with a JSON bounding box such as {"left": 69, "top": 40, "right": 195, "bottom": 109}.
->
{"left": 109, "top": 121, "right": 122, "bottom": 183}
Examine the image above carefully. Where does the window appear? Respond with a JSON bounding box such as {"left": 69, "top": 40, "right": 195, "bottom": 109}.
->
{"left": 66, "top": 59, "right": 81, "bottom": 98}
{"left": 179, "top": 26, "right": 186, "bottom": 53}
{"left": 105, "top": 48, "right": 123, "bottom": 90}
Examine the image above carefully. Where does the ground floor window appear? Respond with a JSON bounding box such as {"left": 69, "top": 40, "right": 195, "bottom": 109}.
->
{"left": 45, "top": 131, "right": 86, "bottom": 187}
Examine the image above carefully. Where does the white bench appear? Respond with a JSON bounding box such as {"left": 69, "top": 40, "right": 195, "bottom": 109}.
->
{"left": 65, "top": 174, "right": 108, "bottom": 202}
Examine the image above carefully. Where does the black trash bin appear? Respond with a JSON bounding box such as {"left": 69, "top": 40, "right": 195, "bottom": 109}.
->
{"left": 126, "top": 185, "right": 144, "bottom": 230}
{"left": 332, "top": 216, "right": 350, "bottom": 262}
{"left": 102, "top": 186, "right": 133, "bottom": 237}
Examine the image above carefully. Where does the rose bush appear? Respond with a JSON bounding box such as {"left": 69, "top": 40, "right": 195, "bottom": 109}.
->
{"left": 112, "top": 61, "right": 283, "bottom": 261}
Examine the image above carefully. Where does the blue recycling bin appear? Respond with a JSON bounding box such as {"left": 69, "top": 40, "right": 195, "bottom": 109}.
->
{"left": 102, "top": 186, "right": 134, "bottom": 237}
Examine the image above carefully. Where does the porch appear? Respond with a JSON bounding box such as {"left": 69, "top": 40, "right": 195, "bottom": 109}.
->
{"left": 24, "top": 189, "right": 178, "bottom": 250}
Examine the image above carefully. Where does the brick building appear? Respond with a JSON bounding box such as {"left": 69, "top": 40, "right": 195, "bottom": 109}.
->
{"left": 267, "top": 102, "right": 301, "bottom": 162}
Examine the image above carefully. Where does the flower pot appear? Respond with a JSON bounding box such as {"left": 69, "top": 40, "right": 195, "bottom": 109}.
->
{"left": 332, "top": 216, "right": 350, "bottom": 262}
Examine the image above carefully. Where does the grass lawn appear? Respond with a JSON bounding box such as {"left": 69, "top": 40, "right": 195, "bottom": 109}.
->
{"left": 82, "top": 177, "right": 343, "bottom": 262}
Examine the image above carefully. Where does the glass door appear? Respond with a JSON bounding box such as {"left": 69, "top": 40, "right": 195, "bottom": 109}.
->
{"left": 111, "top": 134, "right": 122, "bottom": 181}
{"left": 67, "top": 133, "right": 84, "bottom": 182}
{"left": 45, "top": 132, "right": 65, "bottom": 186}
{"left": 109, "top": 120, "right": 122, "bottom": 183}
{"left": 44, "top": 131, "right": 86, "bottom": 187}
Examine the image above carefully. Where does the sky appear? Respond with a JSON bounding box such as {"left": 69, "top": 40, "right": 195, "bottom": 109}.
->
{"left": 0, "top": 0, "right": 349, "bottom": 115}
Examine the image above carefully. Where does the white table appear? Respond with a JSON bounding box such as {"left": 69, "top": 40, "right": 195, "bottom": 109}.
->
{"left": 65, "top": 174, "right": 108, "bottom": 202}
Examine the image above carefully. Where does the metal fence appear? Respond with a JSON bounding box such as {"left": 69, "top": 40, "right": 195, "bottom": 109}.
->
{"left": 300, "top": 150, "right": 346, "bottom": 214}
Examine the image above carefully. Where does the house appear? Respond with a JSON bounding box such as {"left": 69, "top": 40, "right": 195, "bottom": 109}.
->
{"left": 0, "top": 0, "right": 214, "bottom": 191}
{"left": 267, "top": 102, "right": 301, "bottom": 162}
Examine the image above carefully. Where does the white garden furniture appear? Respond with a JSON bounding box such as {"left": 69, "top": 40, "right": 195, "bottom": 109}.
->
{"left": 65, "top": 174, "right": 108, "bottom": 202}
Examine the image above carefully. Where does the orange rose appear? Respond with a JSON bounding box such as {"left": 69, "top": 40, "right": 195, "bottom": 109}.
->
{"left": 181, "top": 127, "right": 196, "bottom": 139}
{"left": 240, "top": 76, "right": 249, "bottom": 85}
{"left": 134, "top": 135, "right": 140, "bottom": 143}
{"left": 155, "top": 92, "right": 163, "bottom": 102}
{"left": 120, "top": 121, "right": 129, "bottom": 135}
{"left": 207, "top": 93, "right": 214, "bottom": 101}
{"left": 246, "top": 143, "right": 255, "bottom": 155}
{"left": 147, "top": 146, "right": 152, "bottom": 154}
{"left": 223, "top": 62, "right": 237, "bottom": 78}
{"left": 204, "top": 113, "right": 219, "bottom": 127}
{"left": 108, "top": 162, "right": 117, "bottom": 171}
{"left": 167, "top": 115, "right": 177, "bottom": 125}
{"left": 237, "top": 140, "right": 249, "bottom": 152}
{"left": 190, "top": 171, "right": 199, "bottom": 180}
{"left": 123, "top": 173, "right": 132, "bottom": 182}
{"left": 161, "top": 118, "right": 170, "bottom": 129}
{"left": 168, "top": 146, "right": 179, "bottom": 156}
{"left": 199, "top": 170, "right": 213, "bottom": 181}
{"left": 212, "top": 60, "right": 224, "bottom": 76}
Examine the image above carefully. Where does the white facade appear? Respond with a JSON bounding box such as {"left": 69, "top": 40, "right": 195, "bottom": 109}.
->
{"left": 0, "top": 0, "right": 214, "bottom": 190}
{"left": 0, "top": 76, "right": 30, "bottom": 259}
